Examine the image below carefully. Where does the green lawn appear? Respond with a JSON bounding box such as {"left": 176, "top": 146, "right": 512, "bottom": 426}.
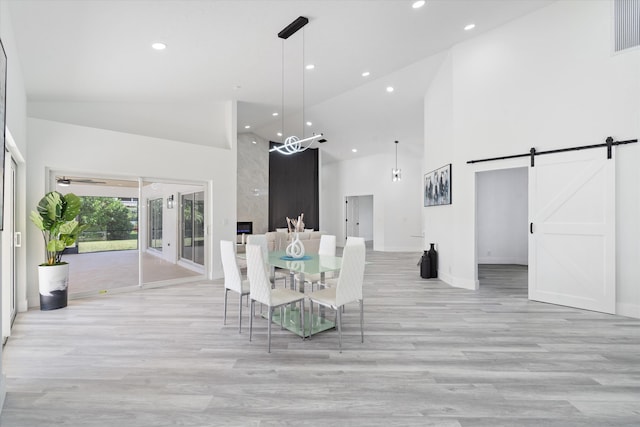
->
{"left": 78, "top": 240, "right": 138, "bottom": 253}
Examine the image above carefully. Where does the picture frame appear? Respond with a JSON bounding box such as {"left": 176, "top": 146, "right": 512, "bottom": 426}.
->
{"left": 0, "top": 38, "right": 7, "bottom": 230}
{"left": 424, "top": 163, "right": 452, "bottom": 207}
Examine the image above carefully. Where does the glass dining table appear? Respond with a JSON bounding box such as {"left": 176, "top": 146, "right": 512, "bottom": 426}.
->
{"left": 266, "top": 250, "right": 343, "bottom": 337}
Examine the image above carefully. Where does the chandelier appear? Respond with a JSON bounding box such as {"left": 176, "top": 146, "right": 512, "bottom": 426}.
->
{"left": 269, "top": 16, "right": 323, "bottom": 156}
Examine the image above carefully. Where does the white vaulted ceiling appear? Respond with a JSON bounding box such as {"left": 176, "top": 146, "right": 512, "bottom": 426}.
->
{"left": 7, "top": 0, "right": 555, "bottom": 162}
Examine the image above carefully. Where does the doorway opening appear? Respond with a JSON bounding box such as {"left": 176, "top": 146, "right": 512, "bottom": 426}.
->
{"left": 51, "top": 172, "right": 207, "bottom": 298}
{"left": 475, "top": 167, "right": 528, "bottom": 294}
{"left": 345, "top": 195, "right": 374, "bottom": 247}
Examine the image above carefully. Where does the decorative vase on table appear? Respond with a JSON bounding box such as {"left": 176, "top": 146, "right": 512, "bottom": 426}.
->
{"left": 285, "top": 232, "right": 305, "bottom": 259}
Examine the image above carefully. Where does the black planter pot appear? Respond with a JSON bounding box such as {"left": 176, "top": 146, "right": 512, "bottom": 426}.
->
{"left": 38, "top": 264, "right": 69, "bottom": 311}
{"left": 40, "top": 289, "right": 68, "bottom": 311}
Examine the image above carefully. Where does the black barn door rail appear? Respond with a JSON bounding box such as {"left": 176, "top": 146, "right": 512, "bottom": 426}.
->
{"left": 466, "top": 137, "right": 638, "bottom": 167}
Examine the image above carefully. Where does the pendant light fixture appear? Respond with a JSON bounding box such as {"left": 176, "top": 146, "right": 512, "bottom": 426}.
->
{"left": 392, "top": 140, "right": 402, "bottom": 182}
{"left": 269, "top": 16, "right": 323, "bottom": 155}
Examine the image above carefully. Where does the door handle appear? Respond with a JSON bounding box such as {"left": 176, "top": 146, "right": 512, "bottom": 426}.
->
{"left": 530, "top": 223, "right": 533, "bottom": 234}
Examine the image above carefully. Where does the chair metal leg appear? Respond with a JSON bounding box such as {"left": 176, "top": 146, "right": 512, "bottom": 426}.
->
{"left": 223, "top": 289, "right": 229, "bottom": 325}
{"left": 268, "top": 308, "right": 273, "bottom": 353}
{"left": 360, "top": 299, "right": 364, "bottom": 343}
{"left": 280, "top": 306, "right": 284, "bottom": 330}
{"left": 337, "top": 306, "right": 342, "bottom": 353}
{"left": 238, "top": 292, "right": 243, "bottom": 334}
{"left": 308, "top": 300, "right": 313, "bottom": 339}
{"left": 300, "top": 299, "right": 305, "bottom": 340}
{"left": 249, "top": 300, "right": 254, "bottom": 342}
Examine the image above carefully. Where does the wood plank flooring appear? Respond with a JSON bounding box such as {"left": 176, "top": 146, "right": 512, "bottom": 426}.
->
{"left": 1, "top": 251, "right": 639, "bottom": 426}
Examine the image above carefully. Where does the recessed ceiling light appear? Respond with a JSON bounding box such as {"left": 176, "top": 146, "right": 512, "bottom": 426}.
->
{"left": 244, "top": 125, "right": 251, "bottom": 129}
{"left": 386, "top": 86, "right": 394, "bottom": 93}
{"left": 277, "top": 132, "right": 283, "bottom": 137}
{"left": 305, "top": 64, "right": 315, "bottom": 70}
{"left": 272, "top": 112, "right": 279, "bottom": 116}
{"left": 151, "top": 42, "right": 166, "bottom": 50}
{"left": 252, "top": 140, "right": 257, "bottom": 144}
{"left": 362, "top": 71, "right": 370, "bottom": 77}
{"left": 412, "top": 1, "right": 426, "bottom": 9}
{"left": 464, "top": 23, "right": 476, "bottom": 31}
{"left": 352, "top": 148, "right": 358, "bottom": 153}
{"left": 306, "top": 121, "right": 312, "bottom": 126}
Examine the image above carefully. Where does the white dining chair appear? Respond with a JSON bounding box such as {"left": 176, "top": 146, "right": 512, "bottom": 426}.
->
{"left": 346, "top": 236, "right": 365, "bottom": 246}
{"left": 306, "top": 240, "right": 366, "bottom": 352}
{"left": 296, "top": 234, "right": 336, "bottom": 291}
{"left": 246, "top": 244, "right": 305, "bottom": 353}
{"left": 246, "top": 234, "right": 288, "bottom": 287}
{"left": 220, "top": 240, "right": 250, "bottom": 333}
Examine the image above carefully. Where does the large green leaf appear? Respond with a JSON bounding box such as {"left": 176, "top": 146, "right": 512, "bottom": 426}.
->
{"left": 58, "top": 219, "right": 78, "bottom": 235}
{"left": 29, "top": 211, "right": 45, "bottom": 231}
{"left": 62, "top": 193, "right": 82, "bottom": 220}
{"left": 36, "top": 192, "right": 62, "bottom": 229}
{"left": 46, "top": 239, "right": 66, "bottom": 253}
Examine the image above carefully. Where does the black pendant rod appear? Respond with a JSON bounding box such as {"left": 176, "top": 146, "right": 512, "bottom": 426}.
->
{"left": 466, "top": 137, "right": 637, "bottom": 165}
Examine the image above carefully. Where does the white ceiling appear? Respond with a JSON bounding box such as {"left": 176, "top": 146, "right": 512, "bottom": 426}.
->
{"left": 7, "top": 0, "right": 555, "bottom": 162}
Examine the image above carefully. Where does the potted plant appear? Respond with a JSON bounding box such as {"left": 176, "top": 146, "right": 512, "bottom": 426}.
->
{"left": 30, "top": 191, "right": 86, "bottom": 310}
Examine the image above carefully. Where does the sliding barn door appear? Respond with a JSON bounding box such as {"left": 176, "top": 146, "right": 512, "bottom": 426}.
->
{"left": 528, "top": 149, "right": 615, "bottom": 314}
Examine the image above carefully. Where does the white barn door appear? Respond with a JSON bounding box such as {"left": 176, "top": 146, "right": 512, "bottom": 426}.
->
{"left": 528, "top": 149, "right": 615, "bottom": 314}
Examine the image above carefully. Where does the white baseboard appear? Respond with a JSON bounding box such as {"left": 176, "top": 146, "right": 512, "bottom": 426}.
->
{"left": 477, "top": 256, "right": 528, "bottom": 265}
{"left": 438, "top": 271, "right": 478, "bottom": 290}
{"left": 0, "top": 373, "right": 6, "bottom": 416}
{"left": 617, "top": 302, "right": 640, "bottom": 319}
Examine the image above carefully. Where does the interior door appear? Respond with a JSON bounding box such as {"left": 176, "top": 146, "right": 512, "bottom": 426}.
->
{"left": 346, "top": 196, "right": 360, "bottom": 238}
{"left": 528, "top": 149, "right": 615, "bottom": 313}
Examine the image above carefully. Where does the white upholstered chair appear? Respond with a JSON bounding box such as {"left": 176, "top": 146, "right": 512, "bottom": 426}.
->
{"left": 346, "top": 236, "right": 365, "bottom": 246}
{"left": 220, "top": 240, "right": 250, "bottom": 333}
{"left": 306, "top": 240, "right": 366, "bottom": 352}
{"left": 246, "top": 234, "right": 287, "bottom": 287}
{"left": 295, "top": 234, "right": 336, "bottom": 291}
{"left": 246, "top": 244, "right": 305, "bottom": 353}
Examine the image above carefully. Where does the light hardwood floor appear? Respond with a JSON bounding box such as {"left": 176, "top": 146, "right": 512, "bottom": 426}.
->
{"left": 1, "top": 250, "right": 639, "bottom": 426}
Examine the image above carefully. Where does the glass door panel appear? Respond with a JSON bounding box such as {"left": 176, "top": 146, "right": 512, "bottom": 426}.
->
{"left": 142, "top": 182, "right": 205, "bottom": 285}
{"left": 56, "top": 174, "right": 140, "bottom": 296}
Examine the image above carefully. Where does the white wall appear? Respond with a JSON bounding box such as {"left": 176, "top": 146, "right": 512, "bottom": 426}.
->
{"left": 26, "top": 117, "right": 237, "bottom": 308}
{"left": 424, "top": 0, "right": 640, "bottom": 317}
{"left": 322, "top": 152, "right": 423, "bottom": 251}
{"left": 476, "top": 167, "right": 528, "bottom": 265}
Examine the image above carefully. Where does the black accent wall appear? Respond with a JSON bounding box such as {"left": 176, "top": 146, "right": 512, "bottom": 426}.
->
{"left": 268, "top": 144, "right": 319, "bottom": 231}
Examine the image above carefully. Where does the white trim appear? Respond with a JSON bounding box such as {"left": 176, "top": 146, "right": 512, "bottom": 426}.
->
{"left": 617, "top": 302, "right": 640, "bottom": 319}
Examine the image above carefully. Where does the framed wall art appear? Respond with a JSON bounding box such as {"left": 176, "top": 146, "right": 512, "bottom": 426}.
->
{"left": 424, "top": 163, "right": 452, "bottom": 207}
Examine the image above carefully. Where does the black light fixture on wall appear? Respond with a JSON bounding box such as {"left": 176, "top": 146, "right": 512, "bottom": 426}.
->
{"left": 269, "top": 16, "right": 324, "bottom": 155}
{"left": 167, "top": 194, "right": 174, "bottom": 209}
